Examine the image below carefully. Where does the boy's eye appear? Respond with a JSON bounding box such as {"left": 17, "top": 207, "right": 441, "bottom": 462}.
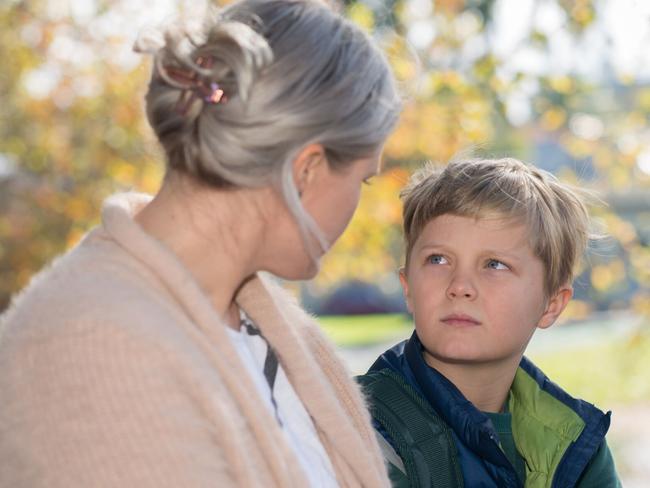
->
{"left": 486, "top": 259, "right": 509, "bottom": 270}
{"left": 428, "top": 254, "right": 448, "bottom": 265}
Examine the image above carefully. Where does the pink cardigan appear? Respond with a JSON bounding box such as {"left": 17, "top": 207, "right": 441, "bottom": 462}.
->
{"left": 0, "top": 193, "right": 389, "bottom": 487}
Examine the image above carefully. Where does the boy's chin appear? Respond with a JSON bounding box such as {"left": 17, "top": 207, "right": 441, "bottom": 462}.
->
{"left": 421, "top": 344, "right": 490, "bottom": 367}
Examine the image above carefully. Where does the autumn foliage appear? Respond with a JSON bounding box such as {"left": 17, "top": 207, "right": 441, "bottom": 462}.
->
{"left": 1, "top": 0, "right": 648, "bottom": 321}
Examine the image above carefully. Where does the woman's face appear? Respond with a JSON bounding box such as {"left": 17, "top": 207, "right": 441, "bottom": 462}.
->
{"left": 269, "top": 151, "right": 382, "bottom": 281}
{"left": 305, "top": 154, "right": 381, "bottom": 248}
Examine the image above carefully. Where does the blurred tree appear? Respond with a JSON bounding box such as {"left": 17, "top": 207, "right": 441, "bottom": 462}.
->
{"left": 315, "top": 0, "right": 650, "bottom": 322}
{"left": 0, "top": 0, "right": 649, "bottom": 323}
{"left": 0, "top": 0, "right": 164, "bottom": 310}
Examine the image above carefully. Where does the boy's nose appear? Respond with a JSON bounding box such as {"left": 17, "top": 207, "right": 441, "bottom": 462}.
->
{"left": 446, "top": 276, "right": 477, "bottom": 300}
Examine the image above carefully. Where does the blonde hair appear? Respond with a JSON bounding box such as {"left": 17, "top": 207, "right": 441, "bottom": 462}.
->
{"left": 134, "top": 0, "right": 401, "bottom": 253}
{"left": 401, "top": 158, "right": 593, "bottom": 296}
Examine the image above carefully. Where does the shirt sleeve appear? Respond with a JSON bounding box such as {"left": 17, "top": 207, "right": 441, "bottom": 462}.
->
{"left": 575, "top": 439, "right": 622, "bottom": 488}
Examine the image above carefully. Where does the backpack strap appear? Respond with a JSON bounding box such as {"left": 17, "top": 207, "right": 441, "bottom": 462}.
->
{"left": 357, "top": 369, "right": 464, "bottom": 488}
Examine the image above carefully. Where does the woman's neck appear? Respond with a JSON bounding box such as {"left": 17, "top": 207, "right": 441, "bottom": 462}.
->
{"left": 135, "top": 175, "right": 273, "bottom": 329}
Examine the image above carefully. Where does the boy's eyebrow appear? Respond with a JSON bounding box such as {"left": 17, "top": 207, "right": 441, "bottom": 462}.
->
{"left": 417, "top": 243, "right": 446, "bottom": 251}
{"left": 481, "top": 249, "right": 524, "bottom": 262}
{"left": 417, "top": 243, "right": 524, "bottom": 261}
{"left": 416, "top": 243, "right": 455, "bottom": 256}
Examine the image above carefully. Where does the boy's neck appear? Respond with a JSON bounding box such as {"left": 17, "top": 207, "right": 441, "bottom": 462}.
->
{"left": 423, "top": 352, "right": 522, "bottom": 413}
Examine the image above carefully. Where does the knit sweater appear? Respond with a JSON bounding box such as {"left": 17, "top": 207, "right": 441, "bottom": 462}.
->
{"left": 0, "top": 192, "right": 389, "bottom": 488}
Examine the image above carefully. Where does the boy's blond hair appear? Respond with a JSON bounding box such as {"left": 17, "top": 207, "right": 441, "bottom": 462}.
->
{"left": 401, "top": 158, "right": 592, "bottom": 297}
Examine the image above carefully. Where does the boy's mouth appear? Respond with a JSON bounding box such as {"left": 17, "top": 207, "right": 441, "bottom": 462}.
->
{"left": 440, "top": 313, "right": 481, "bottom": 327}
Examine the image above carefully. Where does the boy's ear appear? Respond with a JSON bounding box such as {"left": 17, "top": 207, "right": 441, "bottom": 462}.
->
{"left": 398, "top": 267, "right": 413, "bottom": 313}
{"left": 292, "top": 144, "right": 327, "bottom": 196}
{"left": 537, "top": 285, "right": 573, "bottom": 329}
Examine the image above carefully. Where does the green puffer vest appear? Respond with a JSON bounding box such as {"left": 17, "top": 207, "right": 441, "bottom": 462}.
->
{"left": 359, "top": 364, "right": 606, "bottom": 488}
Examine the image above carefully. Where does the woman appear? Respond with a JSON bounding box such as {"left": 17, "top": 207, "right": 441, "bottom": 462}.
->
{"left": 0, "top": 1, "right": 401, "bottom": 486}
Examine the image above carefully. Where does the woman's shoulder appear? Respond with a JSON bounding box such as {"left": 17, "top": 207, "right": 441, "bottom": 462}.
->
{"left": 240, "top": 273, "right": 343, "bottom": 367}
{"left": 0, "top": 228, "right": 183, "bottom": 356}
{"left": 0, "top": 230, "right": 239, "bottom": 488}
{"left": 258, "top": 276, "right": 352, "bottom": 371}
{"left": 256, "top": 274, "right": 325, "bottom": 338}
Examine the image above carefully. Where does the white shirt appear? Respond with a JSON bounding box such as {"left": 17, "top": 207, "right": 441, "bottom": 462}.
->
{"left": 226, "top": 311, "right": 339, "bottom": 488}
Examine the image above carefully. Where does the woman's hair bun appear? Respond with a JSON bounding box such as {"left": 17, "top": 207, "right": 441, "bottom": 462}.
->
{"left": 135, "top": 12, "right": 272, "bottom": 115}
{"left": 135, "top": 0, "right": 401, "bottom": 251}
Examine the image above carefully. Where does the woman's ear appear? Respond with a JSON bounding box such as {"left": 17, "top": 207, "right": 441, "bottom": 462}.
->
{"left": 292, "top": 144, "right": 327, "bottom": 197}
{"left": 537, "top": 285, "right": 573, "bottom": 330}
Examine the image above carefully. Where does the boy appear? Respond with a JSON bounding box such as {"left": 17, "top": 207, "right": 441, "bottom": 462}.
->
{"left": 358, "top": 158, "right": 621, "bottom": 487}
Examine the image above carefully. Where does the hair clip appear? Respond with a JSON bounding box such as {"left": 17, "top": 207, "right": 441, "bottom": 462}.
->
{"left": 203, "top": 82, "right": 227, "bottom": 104}
{"left": 164, "top": 55, "right": 228, "bottom": 116}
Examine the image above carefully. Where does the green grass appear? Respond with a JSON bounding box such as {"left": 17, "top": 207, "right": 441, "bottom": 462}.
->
{"left": 319, "top": 313, "right": 650, "bottom": 406}
{"left": 318, "top": 313, "right": 413, "bottom": 347}
{"left": 527, "top": 330, "right": 650, "bottom": 407}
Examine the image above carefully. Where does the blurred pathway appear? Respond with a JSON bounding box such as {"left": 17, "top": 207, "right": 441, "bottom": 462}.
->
{"left": 606, "top": 403, "right": 650, "bottom": 487}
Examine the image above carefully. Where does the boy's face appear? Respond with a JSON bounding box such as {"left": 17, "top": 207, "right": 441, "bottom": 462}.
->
{"left": 400, "top": 214, "right": 571, "bottom": 369}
